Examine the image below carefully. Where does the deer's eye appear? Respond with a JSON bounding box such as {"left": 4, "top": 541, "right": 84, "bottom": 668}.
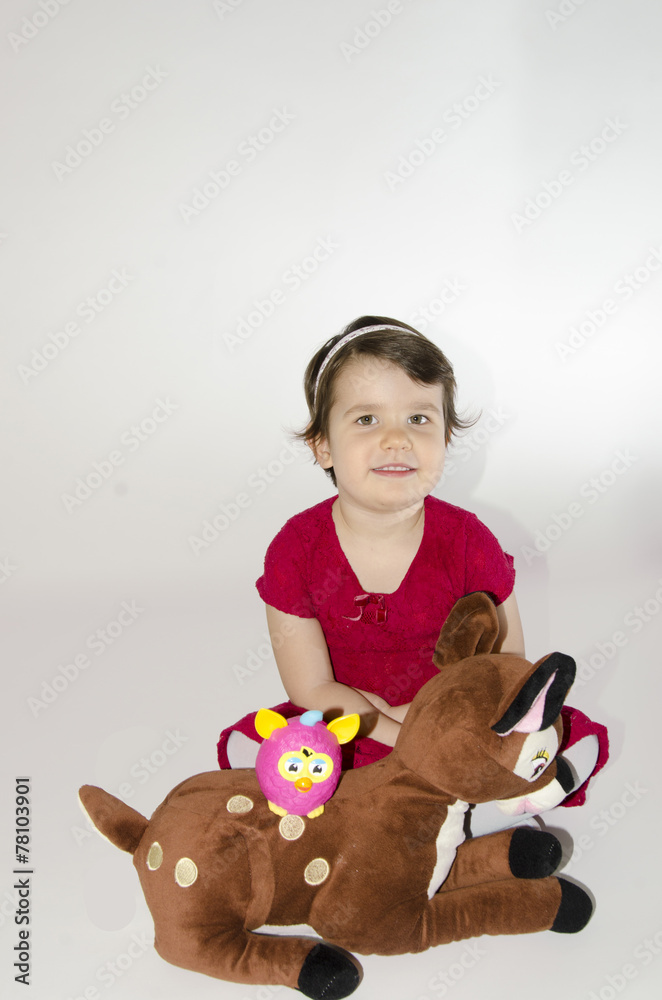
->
{"left": 512, "top": 728, "right": 558, "bottom": 782}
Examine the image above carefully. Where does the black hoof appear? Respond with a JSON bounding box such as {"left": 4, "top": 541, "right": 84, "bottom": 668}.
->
{"left": 550, "top": 878, "right": 593, "bottom": 933}
{"left": 298, "top": 943, "right": 361, "bottom": 1000}
{"left": 509, "top": 827, "right": 562, "bottom": 879}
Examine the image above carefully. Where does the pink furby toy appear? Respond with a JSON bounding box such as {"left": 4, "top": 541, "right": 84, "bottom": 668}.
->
{"left": 254, "top": 709, "right": 360, "bottom": 818}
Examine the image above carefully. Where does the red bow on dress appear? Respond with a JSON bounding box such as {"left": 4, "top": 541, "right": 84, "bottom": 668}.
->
{"left": 343, "top": 593, "right": 387, "bottom": 624}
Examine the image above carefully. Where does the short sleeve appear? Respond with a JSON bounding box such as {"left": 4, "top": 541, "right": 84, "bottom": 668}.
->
{"left": 463, "top": 514, "right": 515, "bottom": 605}
{"left": 255, "top": 520, "right": 316, "bottom": 618}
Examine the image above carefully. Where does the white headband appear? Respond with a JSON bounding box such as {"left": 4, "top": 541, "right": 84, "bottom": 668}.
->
{"left": 313, "top": 324, "right": 411, "bottom": 399}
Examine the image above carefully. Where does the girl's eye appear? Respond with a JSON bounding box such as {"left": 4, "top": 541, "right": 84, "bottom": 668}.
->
{"left": 409, "top": 414, "right": 429, "bottom": 425}
{"left": 356, "top": 415, "right": 376, "bottom": 425}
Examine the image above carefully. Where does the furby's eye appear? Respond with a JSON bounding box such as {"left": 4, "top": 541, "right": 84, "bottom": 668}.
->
{"left": 285, "top": 757, "right": 304, "bottom": 775}
{"left": 310, "top": 759, "right": 330, "bottom": 778}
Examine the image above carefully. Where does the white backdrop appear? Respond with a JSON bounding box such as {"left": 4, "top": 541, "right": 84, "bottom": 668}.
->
{"left": 2, "top": 1, "right": 661, "bottom": 998}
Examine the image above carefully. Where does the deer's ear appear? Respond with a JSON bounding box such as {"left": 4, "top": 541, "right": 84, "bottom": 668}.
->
{"left": 433, "top": 593, "right": 500, "bottom": 669}
{"left": 79, "top": 786, "right": 148, "bottom": 854}
{"left": 492, "top": 652, "right": 576, "bottom": 736}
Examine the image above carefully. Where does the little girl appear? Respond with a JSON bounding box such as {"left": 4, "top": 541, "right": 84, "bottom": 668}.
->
{"left": 218, "top": 316, "right": 608, "bottom": 810}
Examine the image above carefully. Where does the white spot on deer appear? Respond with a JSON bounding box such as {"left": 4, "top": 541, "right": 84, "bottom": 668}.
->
{"left": 146, "top": 842, "right": 163, "bottom": 870}
{"left": 304, "top": 858, "right": 330, "bottom": 885}
{"left": 175, "top": 857, "right": 198, "bottom": 887}
{"left": 427, "top": 799, "right": 469, "bottom": 899}
{"left": 279, "top": 815, "right": 305, "bottom": 840}
{"left": 226, "top": 794, "right": 254, "bottom": 813}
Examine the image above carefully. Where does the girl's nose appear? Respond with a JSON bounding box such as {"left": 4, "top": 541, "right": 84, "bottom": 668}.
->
{"left": 381, "top": 424, "right": 412, "bottom": 450}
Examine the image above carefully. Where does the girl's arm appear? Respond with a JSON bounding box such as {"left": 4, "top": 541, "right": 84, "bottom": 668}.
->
{"left": 265, "top": 604, "right": 402, "bottom": 747}
{"left": 495, "top": 591, "right": 525, "bottom": 655}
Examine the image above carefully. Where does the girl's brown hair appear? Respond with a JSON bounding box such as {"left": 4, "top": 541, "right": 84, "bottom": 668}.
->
{"left": 296, "top": 315, "right": 475, "bottom": 484}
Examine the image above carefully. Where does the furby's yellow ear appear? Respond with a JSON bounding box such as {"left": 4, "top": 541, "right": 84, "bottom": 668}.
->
{"left": 326, "top": 713, "right": 360, "bottom": 745}
{"left": 255, "top": 708, "right": 288, "bottom": 739}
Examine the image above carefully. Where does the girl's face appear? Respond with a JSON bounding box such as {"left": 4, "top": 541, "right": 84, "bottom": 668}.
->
{"left": 311, "top": 357, "right": 446, "bottom": 514}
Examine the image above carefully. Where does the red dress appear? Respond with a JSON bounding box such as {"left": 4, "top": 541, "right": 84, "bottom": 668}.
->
{"left": 217, "top": 495, "right": 608, "bottom": 803}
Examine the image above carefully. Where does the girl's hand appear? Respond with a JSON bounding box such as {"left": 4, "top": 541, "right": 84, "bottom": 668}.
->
{"left": 385, "top": 702, "right": 410, "bottom": 724}
{"left": 354, "top": 688, "right": 391, "bottom": 714}
{"left": 356, "top": 689, "right": 410, "bottom": 725}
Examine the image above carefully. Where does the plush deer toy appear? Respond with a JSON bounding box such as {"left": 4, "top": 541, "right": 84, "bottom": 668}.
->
{"left": 79, "top": 593, "right": 592, "bottom": 1000}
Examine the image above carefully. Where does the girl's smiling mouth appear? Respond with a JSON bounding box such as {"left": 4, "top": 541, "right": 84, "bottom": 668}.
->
{"left": 372, "top": 465, "right": 417, "bottom": 475}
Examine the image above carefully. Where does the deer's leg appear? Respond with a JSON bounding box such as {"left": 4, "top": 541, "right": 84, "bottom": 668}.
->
{"left": 155, "top": 927, "right": 360, "bottom": 999}
{"left": 420, "top": 878, "right": 557, "bottom": 947}
{"left": 419, "top": 875, "right": 592, "bottom": 949}
{"left": 441, "top": 827, "right": 562, "bottom": 892}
